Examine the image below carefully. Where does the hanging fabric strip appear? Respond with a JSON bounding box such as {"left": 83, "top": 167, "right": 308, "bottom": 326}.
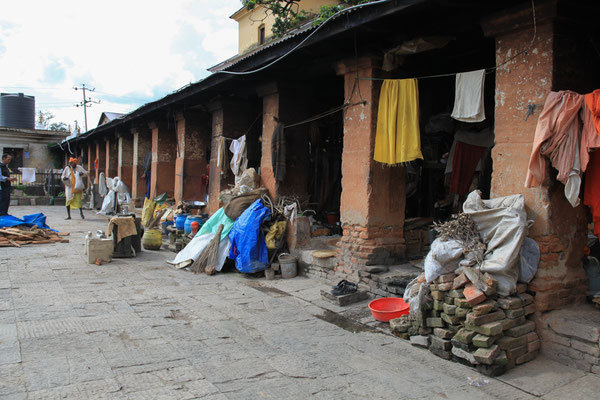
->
{"left": 374, "top": 79, "right": 423, "bottom": 165}
{"left": 271, "top": 122, "right": 286, "bottom": 182}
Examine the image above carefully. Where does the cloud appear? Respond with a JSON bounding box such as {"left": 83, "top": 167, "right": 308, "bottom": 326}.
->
{"left": 0, "top": 0, "right": 240, "bottom": 130}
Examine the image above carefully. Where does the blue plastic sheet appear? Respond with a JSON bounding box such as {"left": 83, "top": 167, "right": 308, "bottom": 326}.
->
{"left": 0, "top": 213, "right": 54, "bottom": 230}
{"left": 228, "top": 199, "right": 271, "bottom": 273}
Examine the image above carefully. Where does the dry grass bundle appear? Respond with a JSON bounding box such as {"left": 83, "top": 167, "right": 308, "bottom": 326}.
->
{"left": 433, "top": 213, "right": 485, "bottom": 263}
{"left": 190, "top": 224, "right": 224, "bottom": 274}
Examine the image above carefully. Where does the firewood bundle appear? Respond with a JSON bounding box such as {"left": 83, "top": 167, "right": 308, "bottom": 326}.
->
{"left": 0, "top": 227, "right": 70, "bottom": 247}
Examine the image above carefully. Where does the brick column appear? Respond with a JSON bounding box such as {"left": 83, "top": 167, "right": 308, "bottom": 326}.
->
{"left": 95, "top": 140, "right": 105, "bottom": 183}
{"left": 334, "top": 56, "right": 406, "bottom": 276}
{"left": 132, "top": 125, "right": 152, "bottom": 202}
{"left": 86, "top": 144, "right": 93, "bottom": 187}
{"left": 483, "top": 1, "right": 588, "bottom": 313}
{"left": 105, "top": 137, "right": 118, "bottom": 178}
{"left": 149, "top": 120, "right": 176, "bottom": 199}
{"left": 174, "top": 111, "right": 210, "bottom": 204}
{"left": 207, "top": 98, "right": 254, "bottom": 213}
{"left": 117, "top": 131, "right": 133, "bottom": 191}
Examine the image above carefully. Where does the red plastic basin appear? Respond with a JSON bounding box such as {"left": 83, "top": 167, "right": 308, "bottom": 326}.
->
{"left": 368, "top": 297, "right": 410, "bottom": 322}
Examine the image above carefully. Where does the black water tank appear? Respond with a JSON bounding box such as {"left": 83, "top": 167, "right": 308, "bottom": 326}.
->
{"left": 0, "top": 93, "right": 35, "bottom": 129}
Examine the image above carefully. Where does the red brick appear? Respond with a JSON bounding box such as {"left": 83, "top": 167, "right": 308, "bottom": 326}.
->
{"left": 527, "top": 340, "right": 540, "bottom": 352}
{"left": 453, "top": 273, "right": 469, "bottom": 290}
{"left": 463, "top": 284, "right": 487, "bottom": 306}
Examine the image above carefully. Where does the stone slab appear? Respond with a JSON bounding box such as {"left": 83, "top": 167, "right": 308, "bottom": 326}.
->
{"left": 498, "top": 355, "right": 587, "bottom": 396}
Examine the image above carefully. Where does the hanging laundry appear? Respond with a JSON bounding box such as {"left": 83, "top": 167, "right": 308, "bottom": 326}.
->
{"left": 374, "top": 79, "right": 423, "bottom": 165}
{"left": 451, "top": 69, "right": 486, "bottom": 123}
{"left": 525, "top": 91, "right": 584, "bottom": 190}
{"left": 582, "top": 91, "right": 600, "bottom": 172}
{"left": 18, "top": 168, "right": 36, "bottom": 183}
{"left": 585, "top": 89, "right": 600, "bottom": 134}
{"left": 585, "top": 151, "right": 600, "bottom": 239}
{"left": 229, "top": 135, "right": 248, "bottom": 184}
{"left": 445, "top": 126, "right": 494, "bottom": 175}
{"left": 271, "top": 122, "right": 286, "bottom": 182}
{"left": 449, "top": 141, "right": 487, "bottom": 196}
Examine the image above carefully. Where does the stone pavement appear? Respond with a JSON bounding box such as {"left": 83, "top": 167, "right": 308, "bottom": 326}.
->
{"left": 1, "top": 206, "right": 600, "bottom": 399}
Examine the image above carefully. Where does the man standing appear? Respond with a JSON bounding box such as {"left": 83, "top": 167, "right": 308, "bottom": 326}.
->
{"left": 61, "top": 157, "right": 88, "bottom": 219}
{"left": 0, "top": 153, "right": 17, "bottom": 216}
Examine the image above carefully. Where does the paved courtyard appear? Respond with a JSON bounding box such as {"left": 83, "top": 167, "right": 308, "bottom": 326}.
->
{"left": 1, "top": 206, "right": 600, "bottom": 399}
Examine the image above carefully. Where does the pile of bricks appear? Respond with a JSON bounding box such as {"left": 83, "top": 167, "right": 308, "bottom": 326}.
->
{"left": 391, "top": 270, "right": 539, "bottom": 376}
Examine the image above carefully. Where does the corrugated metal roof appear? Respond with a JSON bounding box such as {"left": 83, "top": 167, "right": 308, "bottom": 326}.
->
{"left": 208, "top": 20, "right": 317, "bottom": 73}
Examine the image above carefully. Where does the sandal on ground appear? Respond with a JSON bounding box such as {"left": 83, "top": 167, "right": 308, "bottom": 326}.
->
{"left": 331, "top": 280, "right": 358, "bottom": 296}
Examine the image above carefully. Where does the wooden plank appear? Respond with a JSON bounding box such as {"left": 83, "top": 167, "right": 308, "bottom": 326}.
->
{"left": 8, "top": 240, "right": 20, "bottom": 248}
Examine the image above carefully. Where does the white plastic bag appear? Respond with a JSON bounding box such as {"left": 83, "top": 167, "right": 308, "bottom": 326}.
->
{"left": 74, "top": 171, "right": 85, "bottom": 191}
{"left": 424, "top": 238, "right": 463, "bottom": 283}
{"left": 517, "top": 237, "right": 540, "bottom": 283}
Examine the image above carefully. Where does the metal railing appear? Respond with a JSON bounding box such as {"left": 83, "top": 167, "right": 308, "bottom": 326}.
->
{"left": 9, "top": 169, "right": 64, "bottom": 197}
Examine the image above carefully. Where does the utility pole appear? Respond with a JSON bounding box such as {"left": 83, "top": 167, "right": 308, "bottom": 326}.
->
{"left": 73, "top": 84, "right": 100, "bottom": 133}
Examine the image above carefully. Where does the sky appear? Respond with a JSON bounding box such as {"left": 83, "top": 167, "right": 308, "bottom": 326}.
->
{"left": 0, "top": 0, "right": 241, "bottom": 133}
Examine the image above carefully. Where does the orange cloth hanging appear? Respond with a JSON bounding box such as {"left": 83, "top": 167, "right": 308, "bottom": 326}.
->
{"left": 582, "top": 91, "right": 600, "bottom": 172}
{"left": 584, "top": 151, "right": 600, "bottom": 239}
{"left": 525, "top": 91, "right": 583, "bottom": 187}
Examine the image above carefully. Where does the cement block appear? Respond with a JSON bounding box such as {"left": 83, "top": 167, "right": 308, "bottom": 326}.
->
{"left": 87, "top": 238, "right": 113, "bottom": 264}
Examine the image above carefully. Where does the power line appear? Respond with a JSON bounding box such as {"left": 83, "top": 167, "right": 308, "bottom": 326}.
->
{"left": 73, "top": 83, "right": 100, "bottom": 132}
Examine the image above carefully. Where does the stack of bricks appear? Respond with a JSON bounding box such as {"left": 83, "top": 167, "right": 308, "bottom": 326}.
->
{"left": 393, "top": 269, "right": 539, "bottom": 376}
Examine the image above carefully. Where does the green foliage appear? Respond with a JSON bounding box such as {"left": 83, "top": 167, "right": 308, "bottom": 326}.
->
{"left": 241, "top": 0, "right": 375, "bottom": 38}
{"left": 48, "top": 122, "right": 69, "bottom": 132}
{"left": 313, "top": 1, "right": 372, "bottom": 26}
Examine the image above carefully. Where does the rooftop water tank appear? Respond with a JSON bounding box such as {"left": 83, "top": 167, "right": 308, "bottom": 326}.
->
{"left": 0, "top": 93, "right": 35, "bottom": 129}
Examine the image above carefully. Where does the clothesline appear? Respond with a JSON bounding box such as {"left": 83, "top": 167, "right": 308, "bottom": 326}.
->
{"left": 360, "top": 0, "right": 537, "bottom": 82}
{"left": 276, "top": 100, "right": 366, "bottom": 129}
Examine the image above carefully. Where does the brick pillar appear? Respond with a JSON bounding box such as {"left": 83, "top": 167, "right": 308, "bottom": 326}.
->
{"left": 132, "top": 126, "right": 152, "bottom": 202}
{"left": 105, "top": 137, "right": 118, "bottom": 178}
{"left": 260, "top": 85, "right": 279, "bottom": 199}
{"left": 258, "top": 83, "right": 311, "bottom": 201}
{"left": 117, "top": 131, "right": 133, "bottom": 191}
{"left": 174, "top": 111, "right": 210, "bottom": 204}
{"left": 149, "top": 120, "right": 176, "bottom": 199}
{"left": 86, "top": 144, "right": 93, "bottom": 187}
{"left": 95, "top": 140, "right": 105, "bottom": 183}
{"left": 334, "top": 56, "right": 406, "bottom": 276}
{"left": 207, "top": 98, "right": 254, "bottom": 213}
{"left": 482, "top": 1, "right": 588, "bottom": 313}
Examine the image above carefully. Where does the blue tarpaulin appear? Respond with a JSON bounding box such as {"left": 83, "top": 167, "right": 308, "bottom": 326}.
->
{"left": 228, "top": 199, "right": 270, "bottom": 273}
{"left": 0, "top": 213, "right": 54, "bottom": 230}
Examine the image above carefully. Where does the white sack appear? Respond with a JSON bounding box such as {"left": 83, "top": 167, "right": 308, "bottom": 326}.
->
{"left": 463, "top": 190, "right": 528, "bottom": 296}
{"left": 168, "top": 233, "right": 231, "bottom": 271}
{"left": 424, "top": 238, "right": 463, "bottom": 283}
{"left": 98, "top": 190, "right": 117, "bottom": 215}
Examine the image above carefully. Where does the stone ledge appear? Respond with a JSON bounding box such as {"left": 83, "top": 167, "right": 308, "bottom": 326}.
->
{"left": 541, "top": 305, "right": 600, "bottom": 344}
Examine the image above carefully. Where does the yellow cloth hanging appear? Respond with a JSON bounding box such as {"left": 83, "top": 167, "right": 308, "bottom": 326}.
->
{"left": 374, "top": 79, "right": 423, "bottom": 165}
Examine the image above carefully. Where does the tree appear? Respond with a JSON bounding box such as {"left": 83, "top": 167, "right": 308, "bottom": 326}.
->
{"left": 36, "top": 110, "right": 69, "bottom": 132}
{"left": 241, "top": 1, "right": 373, "bottom": 37}
{"left": 48, "top": 122, "right": 69, "bottom": 132}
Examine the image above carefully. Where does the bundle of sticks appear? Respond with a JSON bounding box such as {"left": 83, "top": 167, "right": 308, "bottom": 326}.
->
{"left": 0, "top": 226, "right": 70, "bottom": 247}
